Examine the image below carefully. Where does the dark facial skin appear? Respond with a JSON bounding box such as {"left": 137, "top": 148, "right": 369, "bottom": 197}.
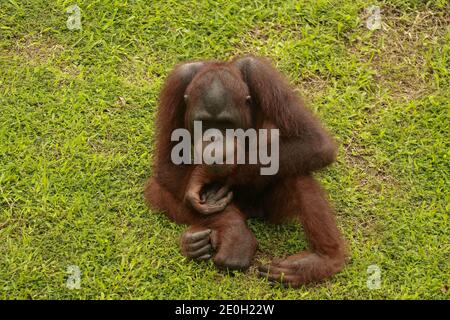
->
{"left": 185, "top": 73, "right": 250, "bottom": 134}
{"left": 184, "top": 71, "right": 251, "bottom": 212}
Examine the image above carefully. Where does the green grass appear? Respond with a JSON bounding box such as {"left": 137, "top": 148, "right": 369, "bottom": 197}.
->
{"left": 0, "top": 0, "right": 449, "bottom": 299}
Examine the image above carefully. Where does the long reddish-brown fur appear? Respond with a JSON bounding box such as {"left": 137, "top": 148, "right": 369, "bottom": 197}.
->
{"left": 144, "top": 55, "right": 346, "bottom": 287}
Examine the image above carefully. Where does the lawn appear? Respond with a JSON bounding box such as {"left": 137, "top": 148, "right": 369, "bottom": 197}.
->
{"left": 0, "top": 0, "right": 449, "bottom": 299}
